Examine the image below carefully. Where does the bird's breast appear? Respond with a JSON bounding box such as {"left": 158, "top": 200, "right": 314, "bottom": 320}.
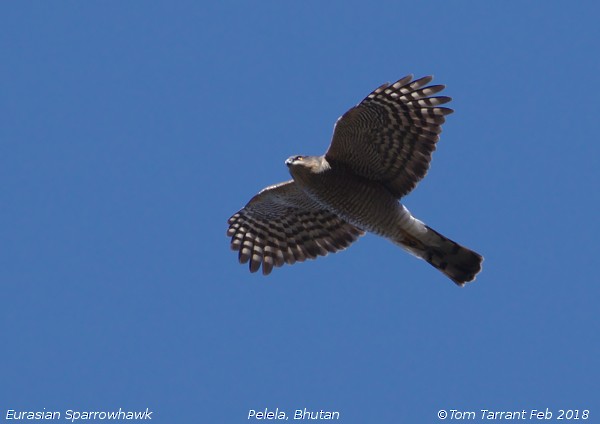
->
{"left": 297, "top": 168, "right": 401, "bottom": 235}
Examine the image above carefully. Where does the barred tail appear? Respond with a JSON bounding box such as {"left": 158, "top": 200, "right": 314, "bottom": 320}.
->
{"left": 422, "top": 226, "right": 483, "bottom": 285}
{"left": 397, "top": 224, "right": 483, "bottom": 286}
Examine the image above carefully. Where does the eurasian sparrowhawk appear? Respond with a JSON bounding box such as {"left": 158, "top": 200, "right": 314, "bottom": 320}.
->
{"left": 227, "top": 75, "right": 483, "bottom": 285}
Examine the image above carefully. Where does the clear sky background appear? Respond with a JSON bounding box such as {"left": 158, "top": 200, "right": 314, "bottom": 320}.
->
{"left": 2, "top": 2, "right": 599, "bottom": 423}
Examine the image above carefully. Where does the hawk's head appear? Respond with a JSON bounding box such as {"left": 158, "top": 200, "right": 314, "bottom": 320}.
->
{"left": 285, "top": 155, "right": 330, "bottom": 175}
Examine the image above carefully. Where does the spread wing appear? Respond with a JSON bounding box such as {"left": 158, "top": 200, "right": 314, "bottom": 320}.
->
{"left": 325, "top": 75, "right": 453, "bottom": 198}
{"left": 227, "top": 181, "right": 364, "bottom": 275}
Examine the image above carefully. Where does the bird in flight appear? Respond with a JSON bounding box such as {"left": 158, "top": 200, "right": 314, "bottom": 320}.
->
{"left": 227, "top": 75, "right": 483, "bottom": 285}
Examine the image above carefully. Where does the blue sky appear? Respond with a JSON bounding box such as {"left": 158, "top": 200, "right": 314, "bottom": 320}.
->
{"left": 2, "top": 1, "right": 599, "bottom": 422}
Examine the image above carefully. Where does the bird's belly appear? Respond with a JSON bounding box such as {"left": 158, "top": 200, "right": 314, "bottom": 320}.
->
{"left": 303, "top": 174, "right": 401, "bottom": 236}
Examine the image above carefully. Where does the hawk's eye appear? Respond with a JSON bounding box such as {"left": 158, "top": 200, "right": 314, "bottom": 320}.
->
{"left": 296, "top": 156, "right": 304, "bottom": 161}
